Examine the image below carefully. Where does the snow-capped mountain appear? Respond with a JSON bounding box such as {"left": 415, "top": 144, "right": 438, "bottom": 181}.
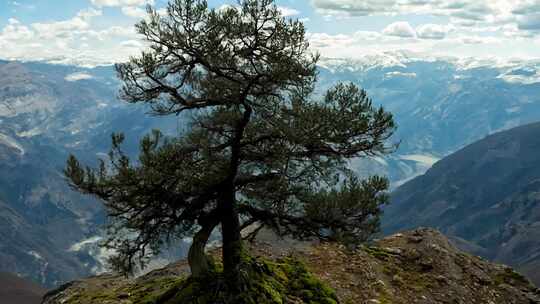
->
{"left": 317, "top": 53, "right": 540, "bottom": 186}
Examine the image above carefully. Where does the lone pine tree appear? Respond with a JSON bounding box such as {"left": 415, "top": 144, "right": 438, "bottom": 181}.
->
{"left": 65, "top": 0, "right": 396, "bottom": 290}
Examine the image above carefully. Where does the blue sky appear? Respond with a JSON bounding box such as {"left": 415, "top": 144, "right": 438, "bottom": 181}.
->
{"left": 1, "top": 0, "right": 540, "bottom": 66}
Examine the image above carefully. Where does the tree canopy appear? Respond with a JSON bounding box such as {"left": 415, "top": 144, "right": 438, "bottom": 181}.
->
{"left": 65, "top": 0, "right": 396, "bottom": 288}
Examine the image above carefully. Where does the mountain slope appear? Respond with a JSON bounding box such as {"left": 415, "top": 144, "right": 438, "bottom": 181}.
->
{"left": 0, "top": 60, "right": 182, "bottom": 288}
{"left": 317, "top": 54, "right": 540, "bottom": 186}
{"left": 383, "top": 121, "right": 540, "bottom": 286}
{"left": 0, "top": 272, "right": 46, "bottom": 304}
{"left": 2, "top": 55, "right": 540, "bottom": 289}
{"left": 42, "top": 228, "right": 540, "bottom": 304}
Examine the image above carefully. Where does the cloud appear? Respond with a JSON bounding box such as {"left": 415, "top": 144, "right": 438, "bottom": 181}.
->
{"left": 0, "top": 8, "right": 140, "bottom": 67}
{"left": 90, "top": 0, "right": 153, "bottom": 7}
{"left": 311, "top": 0, "right": 397, "bottom": 17}
{"left": 31, "top": 8, "right": 102, "bottom": 39}
{"left": 1, "top": 0, "right": 538, "bottom": 67}
{"left": 311, "top": 0, "right": 497, "bottom": 20}
{"left": 1, "top": 18, "right": 34, "bottom": 41}
{"left": 120, "top": 40, "right": 143, "bottom": 48}
{"left": 516, "top": 13, "right": 540, "bottom": 30}
{"left": 512, "top": 1, "right": 540, "bottom": 15}
{"left": 91, "top": 0, "right": 153, "bottom": 17}
{"left": 416, "top": 24, "right": 453, "bottom": 39}
{"left": 386, "top": 71, "right": 417, "bottom": 78}
{"left": 383, "top": 22, "right": 416, "bottom": 38}
{"left": 309, "top": 0, "right": 540, "bottom": 58}
{"left": 310, "top": 0, "right": 540, "bottom": 35}
{"left": 307, "top": 32, "right": 357, "bottom": 48}
{"left": 122, "top": 6, "right": 147, "bottom": 18}
{"left": 459, "top": 35, "right": 501, "bottom": 45}
{"left": 65, "top": 72, "right": 94, "bottom": 82}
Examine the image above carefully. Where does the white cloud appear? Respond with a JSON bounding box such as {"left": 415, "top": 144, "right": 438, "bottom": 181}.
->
{"left": 311, "top": 0, "right": 540, "bottom": 36}
{"left": 512, "top": 1, "right": 540, "bottom": 16}
{"left": 120, "top": 40, "right": 143, "bottom": 48}
{"left": 312, "top": 0, "right": 400, "bottom": 17}
{"left": 306, "top": 26, "right": 538, "bottom": 62}
{"left": 65, "top": 72, "right": 94, "bottom": 82}
{"left": 416, "top": 24, "right": 453, "bottom": 40}
{"left": 31, "top": 8, "right": 102, "bottom": 39}
{"left": 1, "top": 18, "right": 34, "bottom": 41}
{"left": 1, "top": 0, "right": 538, "bottom": 67}
{"left": 122, "top": 6, "right": 147, "bottom": 18}
{"left": 0, "top": 8, "right": 141, "bottom": 67}
{"left": 90, "top": 0, "right": 153, "bottom": 7}
{"left": 311, "top": 0, "right": 495, "bottom": 19}
{"left": 383, "top": 22, "right": 416, "bottom": 38}
{"left": 307, "top": 32, "right": 357, "bottom": 48}
{"left": 516, "top": 13, "right": 540, "bottom": 30}
{"left": 90, "top": 0, "right": 152, "bottom": 18}
{"left": 386, "top": 71, "right": 417, "bottom": 78}
{"left": 459, "top": 35, "right": 501, "bottom": 45}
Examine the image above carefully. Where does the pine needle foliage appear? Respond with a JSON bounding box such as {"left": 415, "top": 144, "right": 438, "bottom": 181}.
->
{"left": 65, "top": 0, "right": 396, "bottom": 286}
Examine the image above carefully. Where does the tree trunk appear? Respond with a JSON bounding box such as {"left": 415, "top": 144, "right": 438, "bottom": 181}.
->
{"left": 188, "top": 220, "right": 218, "bottom": 278}
{"left": 219, "top": 188, "right": 243, "bottom": 289}
{"left": 219, "top": 104, "right": 251, "bottom": 289}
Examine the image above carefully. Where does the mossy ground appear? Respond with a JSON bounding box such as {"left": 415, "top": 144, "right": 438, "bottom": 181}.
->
{"left": 61, "top": 255, "right": 338, "bottom": 304}
{"left": 158, "top": 254, "right": 338, "bottom": 304}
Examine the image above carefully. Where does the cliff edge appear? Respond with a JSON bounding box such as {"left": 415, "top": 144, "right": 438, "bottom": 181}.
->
{"left": 42, "top": 228, "right": 540, "bottom": 304}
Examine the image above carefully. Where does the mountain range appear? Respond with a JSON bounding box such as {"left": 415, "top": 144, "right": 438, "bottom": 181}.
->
{"left": 317, "top": 53, "right": 540, "bottom": 186}
{"left": 0, "top": 60, "right": 181, "bottom": 288}
{"left": 383, "top": 121, "right": 540, "bottom": 286}
{"left": 0, "top": 53, "right": 539, "bottom": 288}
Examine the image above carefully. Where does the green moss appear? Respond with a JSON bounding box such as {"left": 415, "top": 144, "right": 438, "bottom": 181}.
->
{"left": 494, "top": 268, "right": 529, "bottom": 286}
{"left": 63, "top": 277, "right": 185, "bottom": 304}
{"left": 363, "top": 246, "right": 397, "bottom": 260}
{"left": 378, "top": 293, "right": 393, "bottom": 304}
{"left": 61, "top": 254, "right": 338, "bottom": 304}
{"left": 158, "top": 255, "right": 339, "bottom": 304}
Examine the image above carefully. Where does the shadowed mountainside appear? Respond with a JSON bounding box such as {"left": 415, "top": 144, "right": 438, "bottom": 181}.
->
{"left": 0, "top": 272, "right": 46, "bottom": 304}
{"left": 383, "top": 121, "right": 540, "bottom": 286}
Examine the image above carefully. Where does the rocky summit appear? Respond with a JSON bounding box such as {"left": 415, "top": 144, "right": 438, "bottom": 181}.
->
{"left": 42, "top": 228, "right": 539, "bottom": 304}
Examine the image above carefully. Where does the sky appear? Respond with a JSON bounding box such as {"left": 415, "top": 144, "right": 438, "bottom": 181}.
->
{"left": 1, "top": 0, "right": 540, "bottom": 66}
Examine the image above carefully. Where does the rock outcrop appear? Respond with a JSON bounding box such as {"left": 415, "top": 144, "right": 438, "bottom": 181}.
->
{"left": 42, "top": 228, "right": 539, "bottom": 304}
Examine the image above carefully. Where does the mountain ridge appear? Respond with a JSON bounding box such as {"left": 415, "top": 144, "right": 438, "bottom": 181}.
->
{"left": 1, "top": 56, "right": 540, "bottom": 288}
{"left": 383, "top": 121, "right": 540, "bottom": 286}
{"left": 42, "top": 228, "right": 540, "bottom": 304}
